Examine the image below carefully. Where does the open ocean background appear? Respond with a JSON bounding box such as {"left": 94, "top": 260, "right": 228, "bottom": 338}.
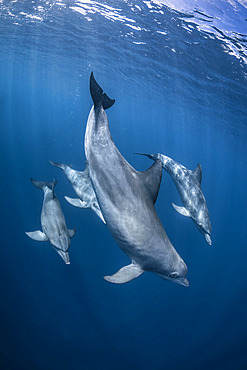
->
{"left": 0, "top": 0, "right": 247, "bottom": 369}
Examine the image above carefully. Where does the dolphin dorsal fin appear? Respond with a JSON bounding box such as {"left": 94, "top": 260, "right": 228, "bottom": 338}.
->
{"left": 139, "top": 160, "right": 162, "bottom": 204}
{"left": 192, "top": 164, "right": 202, "bottom": 184}
{"left": 52, "top": 179, "right": 57, "bottom": 199}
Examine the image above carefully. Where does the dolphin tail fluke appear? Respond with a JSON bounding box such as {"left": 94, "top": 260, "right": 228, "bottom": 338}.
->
{"left": 102, "top": 93, "right": 115, "bottom": 110}
{"left": 104, "top": 262, "right": 144, "bottom": 284}
{"left": 90, "top": 72, "right": 115, "bottom": 111}
{"left": 31, "top": 178, "right": 57, "bottom": 191}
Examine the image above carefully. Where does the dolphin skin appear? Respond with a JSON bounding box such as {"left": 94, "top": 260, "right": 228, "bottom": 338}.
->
{"left": 137, "top": 153, "right": 212, "bottom": 245}
{"left": 84, "top": 72, "right": 188, "bottom": 286}
{"left": 25, "top": 178, "right": 76, "bottom": 264}
{"left": 50, "top": 160, "right": 105, "bottom": 223}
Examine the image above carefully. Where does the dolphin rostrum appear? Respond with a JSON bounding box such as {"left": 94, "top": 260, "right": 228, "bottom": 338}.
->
{"left": 137, "top": 153, "right": 212, "bottom": 245}
{"left": 50, "top": 160, "right": 105, "bottom": 223}
{"left": 84, "top": 72, "right": 188, "bottom": 286}
{"left": 25, "top": 178, "right": 76, "bottom": 264}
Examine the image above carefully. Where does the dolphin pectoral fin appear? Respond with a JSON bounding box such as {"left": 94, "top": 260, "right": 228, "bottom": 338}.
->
{"left": 65, "top": 196, "right": 88, "bottom": 208}
{"left": 104, "top": 263, "right": 144, "bottom": 284}
{"left": 172, "top": 203, "right": 190, "bottom": 217}
{"left": 192, "top": 163, "right": 202, "bottom": 184}
{"left": 205, "top": 234, "right": 212, "bottom": 245}
{"left": 68, "top": 228, "right": 76, "bottom": 239}
{"left": 25, "top": 230, "right": 48, "bottom": 242}
{"left": 56, "top": 249, "right": 70, "bottom": 264}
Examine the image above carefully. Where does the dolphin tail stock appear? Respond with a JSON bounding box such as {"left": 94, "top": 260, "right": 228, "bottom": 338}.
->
{"left": 31, "top": 178, "right": 58, "bottom": 192}
{"left": 90, "top": 72, "right": 115, "bottom": 111}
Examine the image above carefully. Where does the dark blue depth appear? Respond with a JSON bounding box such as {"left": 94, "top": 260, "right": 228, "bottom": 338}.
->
{"left": 0, "top": 1, "right": 247, "bottom": 369}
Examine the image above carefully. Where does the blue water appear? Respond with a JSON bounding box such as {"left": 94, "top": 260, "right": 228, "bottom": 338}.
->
{"left": 1, "top": 0, "right": 247, "bottom": 369}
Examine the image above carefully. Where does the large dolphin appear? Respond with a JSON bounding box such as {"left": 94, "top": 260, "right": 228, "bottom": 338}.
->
{"left": 137, "top": 153, "right": 212, "bottom": 245}
{"left": 25, "top": 178, "right": 76, "bottom": 264}
{"left": 84, "top": 72, "right": 188, "bottom": 286}
{"left": 50, "top": 160, "right": 105, "bottom": 223}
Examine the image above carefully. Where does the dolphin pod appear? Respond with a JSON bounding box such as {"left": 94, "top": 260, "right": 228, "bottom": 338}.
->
{"left": 26, "top": 179, "right": 76, "bottom": 264}
{"left": 26, "top": 72, "right": 212, "bottom": 285}
{"left": 136, "top": 153, "right": 212, "bottom": 245}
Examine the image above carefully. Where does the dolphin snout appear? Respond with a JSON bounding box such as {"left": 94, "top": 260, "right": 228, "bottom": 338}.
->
{"left": 205, "top": 233, "right": 212, "bottom": 245}
{"left": 56, "top": 249, "right": 70, "bottom": 264}
{"left": 179, "top": 277, "right": 189, "bottom": 287}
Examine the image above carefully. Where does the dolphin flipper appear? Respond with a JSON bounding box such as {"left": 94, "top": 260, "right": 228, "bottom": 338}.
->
{"left": 104, "top": 262, "right": 144, "bottom": 284}
{"left": 25, "top": 230, "right": 48, "bottom": 241}
{"left": 65, "top": 196, "right": 88, "bottom": 208}
{"left": 172, "top": 203, "right": 190, "bottom": 217}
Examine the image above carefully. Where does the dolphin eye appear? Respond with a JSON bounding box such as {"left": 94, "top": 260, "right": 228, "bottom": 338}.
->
{"left": 169, "top": 272, "right": 179, "bottom": 278}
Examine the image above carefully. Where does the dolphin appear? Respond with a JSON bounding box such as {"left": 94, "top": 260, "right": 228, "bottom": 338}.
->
{"left": 136, "top": 153, "right": 212, "bottom": 245}
{"left": 84, "top": 72, "right": 188, "bottom": 286}
{"left": 50, "top": 160, "right": 105, "bottom": 223}
{"left": 25, "top": 178, "right": 76, "bottom": 264}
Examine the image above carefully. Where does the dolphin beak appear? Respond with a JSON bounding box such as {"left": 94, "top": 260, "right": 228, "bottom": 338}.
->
{"left": 205, "top": 233, "right": 212, "bottom": 245}
{"left": 178, "top": 277, "right": 189, "bottom": 287}
{"left": 96, "top": 209, "right": 106, "bottom": 224}
{"left": 57, "top": 249, "right": 70, "bottom": 265}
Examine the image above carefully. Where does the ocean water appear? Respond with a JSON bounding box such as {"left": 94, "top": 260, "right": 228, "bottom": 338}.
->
{"left": 0, "top": 0, "right": 247, "bottom": 369}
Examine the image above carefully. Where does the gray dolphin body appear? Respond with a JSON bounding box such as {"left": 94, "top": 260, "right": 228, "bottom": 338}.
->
{"left": 139, "top": 153, "right": 212, "bottom": 245}
{"left": 84, "top": 73, "right": 188, "bottom": 286}
{"left": 50, "top": 161, "right": 105, "bottom": 223}
{"left": 25, "top": 179, "right": 76, "bottom": 264}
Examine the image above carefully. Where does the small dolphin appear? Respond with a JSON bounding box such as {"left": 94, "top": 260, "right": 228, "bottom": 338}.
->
{"left": 50, "top": 160, "right": 105, "bottom": 223}
{"left": 25, "top": 178, "right": 76, "bottom": 264}
{"left": 84, "top": 72, "right": 188, "bottom": 286}
{"left": 137, "top": 153, "right": 212, "bottom": 245}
